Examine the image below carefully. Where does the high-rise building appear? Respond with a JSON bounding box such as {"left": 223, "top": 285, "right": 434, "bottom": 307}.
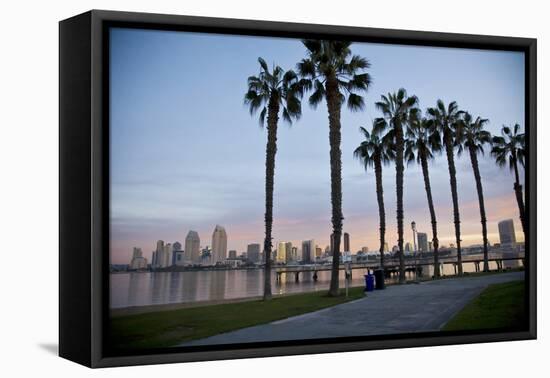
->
{"left": 276, "top": 242, "right": 292, "bottom": 263}
{"left": 171, "top": 241, "right": 182, "bottom": 265}
{"left": 417, "top": 232, "right": 428, "bottom": 252}
{"left": 152, "top": 240, "right": 165, "bottom": 269}
{"left": 428, "top": 241, "right": 433, "bottom": 252}
{"left": 291, "top": 246, "right": 299, "bottom": 261}
{"left": 302, "top": 240, "right": 315, "bottom": 263}
{"left": 185, "top": 231, "right": 201, "bottom": 263}
{"left": 383, "top": 242, "right": 389, "bottom": 252}
{"left": 405, "top": 242, "right": 412, "bottom": 253}
{"left": 160, "top": 243, "right": 172, "bottom": 268}
{"left": 344, "top": 232, "right": 350, "bottom": 252}
{"left": 361, "top": 246, "right": 369, "bottom": 254}
{"left": 129, "top": 247, "right": 148, "bottom": 270}
{"left": 498, "top": 219, "right": 516, "bottom": 249}
{"left": 315, "top": 246, "right": 323, "bottom": 258}
{"left": 247, "top": 243, "right": 261, "bottom": 263}
{"left": 228, "top": 250, "right": 237, "bottom": 259}
{"left": 211, "top": 225, "right": 228, "bottom": 264}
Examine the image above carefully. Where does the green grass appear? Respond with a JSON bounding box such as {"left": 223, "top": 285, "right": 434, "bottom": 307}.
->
{"left": 443, "top": 280, "right": 526, "bottom": 331}
{"left": 110, "top": 287, "right": 365, "bottom": 350}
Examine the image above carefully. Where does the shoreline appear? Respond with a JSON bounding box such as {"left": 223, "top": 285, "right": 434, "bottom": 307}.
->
{"left": 110, "top": 268, "right": 524, "bottom": 317}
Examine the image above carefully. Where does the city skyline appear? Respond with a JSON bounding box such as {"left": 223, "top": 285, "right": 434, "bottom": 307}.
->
{"left": 110, "top": 28, "right": 525, "bottom": 265}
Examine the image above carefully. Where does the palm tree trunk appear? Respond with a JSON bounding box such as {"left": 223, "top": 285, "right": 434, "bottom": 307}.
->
{"left": 420, "top": 152, "right": 440, "bottom": 278}
{"left": 469, "top": 147, "right": 489, "bottom": 272}
{"left": 395, "top": 124, "right": 405, "bottom": 283}
{"left": 444, "top": 133, "right": 463, "bottom": 275}
{"left": 374, "top": 157, "right": 386, "bottom": 269}
{"left": 326, "top": 77, "right": 343, "bottom": 297}
{"left": 512, "top": 155, "right": 526, "bottom": 237}
{"left": 262, "top": 99, "right": 279, "bottom": 300}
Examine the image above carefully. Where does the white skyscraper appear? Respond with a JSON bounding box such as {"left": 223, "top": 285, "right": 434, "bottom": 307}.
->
{"left": 211, "top": 225, "right": 227, "bottom": 264}
{"left": 185, "top": 231, "right": 201, "bottom": 263}
{"left": 129, "top": 247, "right": 148, "bottom": 270}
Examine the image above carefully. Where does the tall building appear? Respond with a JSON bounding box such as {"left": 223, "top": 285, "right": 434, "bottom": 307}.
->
{"left": 405, "top": 242, "right": 412, "bottom": 253}
{"left": 211, "top": 225, "right": 228, "bottom": 264}
{"left": 247, "top": 243, "right": 261, "bottom": 263}
{"left": 160, "top": 243, "right": 172, "bottom": 268}
{"left": 129, "top": 247, "right": 148, "bottom": 270}
{"left": 172, "top": 241, "right": 182, "bottom": 265}
{"left": 228, "top": 250, "right": 237, "bottom": 259}
{"left": 185, "top": 231, "right": 201, "bottom": 263}
{"left": 417, "top": 232, "right": 428, "bottom": 252}
{"left": 291, "top": 246, "right": 299, "bottom": 261}
{"left": 152, "top": 240, "right": 165, "bottom": 269}
{"left": 276, "top": 242, "right": 293, "bottom": 263}
{"left": 344, "top": 232, "right": 350, "bottom": 252}
{"left": 498, "top": 219, "right": 517, "bottom": 249}
{"left": 383, "top": 242, "right": 389, "bottom": 252}
{"left": 302, "top": 240, "right": 315, "bottom": 263}
{"left": 361, "top": 246, "right": 369, "bottom": 254}
{"left": 315, "top": 246, "right": 323, "bottom": 258}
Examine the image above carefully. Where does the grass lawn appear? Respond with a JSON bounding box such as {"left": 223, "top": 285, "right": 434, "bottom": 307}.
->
{"left": 110, "top": 287, "right": 365, "bottom": 350}
{"left": 443, "top": 280, "right": 526, "bottom": 331}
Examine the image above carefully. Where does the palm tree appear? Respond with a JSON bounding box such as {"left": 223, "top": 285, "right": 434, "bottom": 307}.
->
{"left": 427, "top": 100, "right": 464, "bottom": 275}
{"left": 374, "top": 89, "right": 419, "bottom": 283}
{"left": 456, "top": 113, "right": 492, "bottom": 272}
{"left": 491, "top": 124, "right": 526, "bottom": 236}
{"left": 298, "top": 40, "right": 371, "bottom": 296}
{"left": 244, "top": 57, "right": 305, "bottom": 300}
{"left": 354, "top": 122, "right": 395, "bottom": 270}
{"left": 404, "top": 111, "right": 442, "bottom": 278}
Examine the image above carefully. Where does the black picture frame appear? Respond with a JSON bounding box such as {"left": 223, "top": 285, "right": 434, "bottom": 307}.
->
{"left": 59, "top": 9, "right": 537, "bottom": 368}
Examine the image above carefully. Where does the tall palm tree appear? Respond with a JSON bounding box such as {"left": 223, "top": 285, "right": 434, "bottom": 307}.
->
{"left": 298, "top": 40, "right": 371, "bottom": 296}
{"left": 404, "top": 111, "right": 442, "bottom": 278}
{"left": 374, "top": 89, "right": 419, "bottom": 283}
{"left": 354, "top": 122, "right": 395, "bottom": 270}
{"left": 244, "top": 57, "right": 305, "bottom": 300}
{"left": 491, "top": 124, "right": 526, "bottom": 236}
{"left": 427, "top": 100, "right": 464, "bottom": 275}
{"left": 456, "top": 113, "right": 492, "bottom": 272}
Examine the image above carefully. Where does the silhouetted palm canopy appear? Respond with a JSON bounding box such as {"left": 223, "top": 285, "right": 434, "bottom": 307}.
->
{"left": 297, "top": 40, "right": 371, "bottom": 111}
{"left": 404, "top": 114, "right": 441, "bottom": 165}
{"left": 491, "top": 124, "right": 525, "bottom": 170}
{"left": 245, "top": 57, "right": 305, "bottom": 125}
{"left": 456, "top": 113, "right": 492, "bottom": 156}
{"left": 354, "top": 124, "right": 395, "bottom": 169}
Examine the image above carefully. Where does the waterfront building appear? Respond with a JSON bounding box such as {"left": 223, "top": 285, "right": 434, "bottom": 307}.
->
{"left": 384, "top": 242, "right": 389, "bottom": 252}
{"left": 344, "top": 232, "right": 350, "bottom": 252}
{"left": 417, "top": 232, "right": 428, "bottom": 252}
{"left": 130, "top": 247, "right": 148, "bottom": 270}
{"left": 247, "top": 243, "right": 261, "bottom": 263}
{"left": 405, "top": 242, "right": 412, "bottom": 253}
{"left": 498, "top": 219, "right": 517, "bottom": 249}
{"left": 228, "top": 250, "right": 237, "bottom": 259}
{"left": 277, "top": 242, "right": 290, "bottom": 263}
{"left": 211, "top": 225, "right": 228, "bottom": 264}
{"left": 361, "top": 246, "right": 369, "bottom": 254}
{"left": 291, "top": 246, "right": 299, "bottom": 261}
{"left": 174, "top": 251, "right": 185, "bottom": 266}
{"left": 301, "top": 240, "right": 315, "bottom": 263}
{"left": 428, "top": 241, "right": 433, "bottom": 252}
{"left": 315, "top": 246, "right": 323, "bottom": 258}
{"left": 185, "top": 230, "right": 201, "bottom": 263}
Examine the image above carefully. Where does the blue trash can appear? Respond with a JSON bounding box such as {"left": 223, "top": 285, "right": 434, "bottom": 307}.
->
{"left": 364, "top": 272, "right": 375, "bottom": 292}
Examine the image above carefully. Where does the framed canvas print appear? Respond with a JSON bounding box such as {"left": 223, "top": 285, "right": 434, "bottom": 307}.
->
{"left": 59, "top": 10, "right": 537, "bottom": 368}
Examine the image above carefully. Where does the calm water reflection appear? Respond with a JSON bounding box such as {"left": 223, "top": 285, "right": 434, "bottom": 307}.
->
{"left": 110, "top": 260, "right": 521, "bottom": 308}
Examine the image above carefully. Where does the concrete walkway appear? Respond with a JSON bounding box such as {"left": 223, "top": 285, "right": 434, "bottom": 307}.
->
{"left": 178, "top": 271, "right": 524, "bottom": 346}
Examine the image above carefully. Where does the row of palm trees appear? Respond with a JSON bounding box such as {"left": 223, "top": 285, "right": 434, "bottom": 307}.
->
{"left": 244, "top": 41, "right": 526, "bottom": 300}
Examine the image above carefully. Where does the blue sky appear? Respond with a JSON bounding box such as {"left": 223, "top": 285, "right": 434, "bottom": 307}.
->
{"left": 109, "top": 27, "right": 525, "bottom": 264}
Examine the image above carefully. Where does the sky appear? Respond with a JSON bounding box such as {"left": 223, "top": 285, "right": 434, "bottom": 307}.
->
{"left": 109, "top": 27, "right": 526, "bottom": 264}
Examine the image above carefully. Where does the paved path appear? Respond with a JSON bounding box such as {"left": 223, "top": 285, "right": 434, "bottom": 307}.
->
{"left": 178, "top": 271, "right": 524, "bottom": 346}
